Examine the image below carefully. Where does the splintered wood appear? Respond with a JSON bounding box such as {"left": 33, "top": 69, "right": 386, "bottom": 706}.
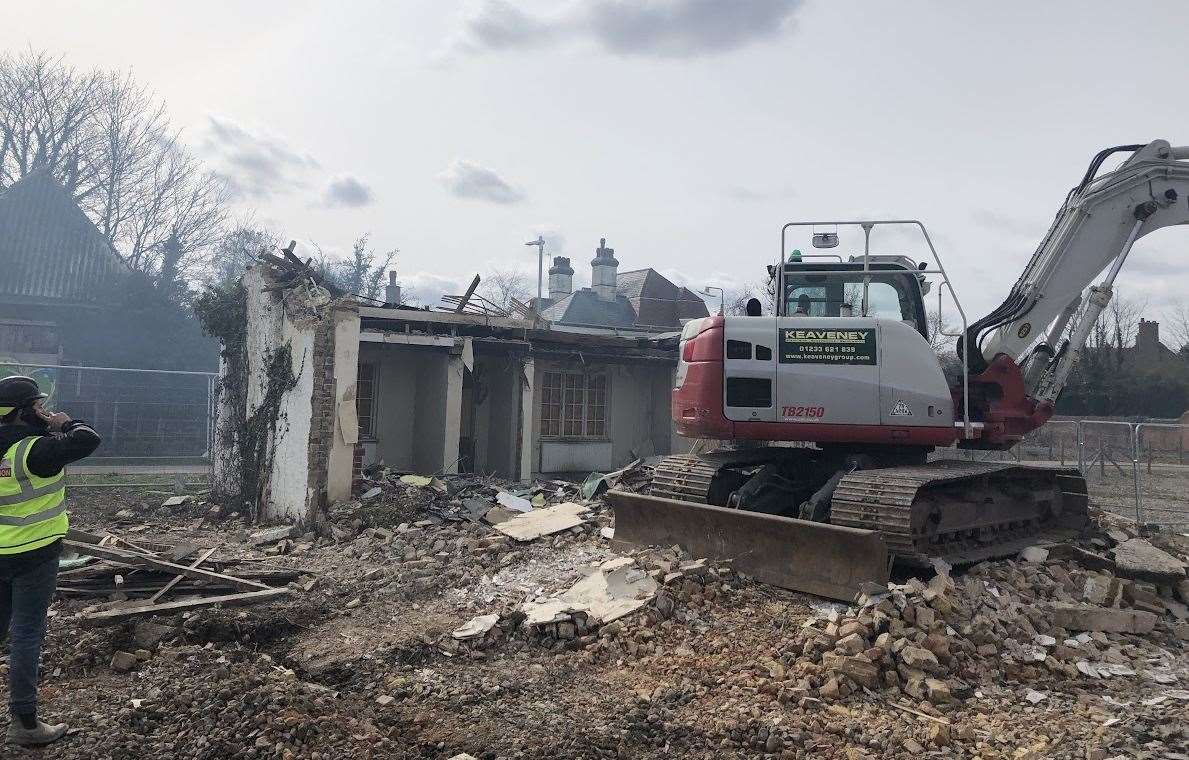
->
{"left": 60, "top": 529, "right": 293, "bottom": 626}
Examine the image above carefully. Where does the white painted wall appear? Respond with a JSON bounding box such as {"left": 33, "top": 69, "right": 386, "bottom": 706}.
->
{"left": 327, "top": 306, "right": 360, "bottom": 504}
{"left": 265, "top": 320, "right": 315, "bottom": 521}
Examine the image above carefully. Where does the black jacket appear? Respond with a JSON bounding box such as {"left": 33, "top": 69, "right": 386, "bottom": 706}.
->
{"left": 0, "top": 421, "right": 102, "bottom": 478}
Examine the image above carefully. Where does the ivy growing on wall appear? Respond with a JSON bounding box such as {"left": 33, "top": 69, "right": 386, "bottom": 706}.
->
{"left": 194, "top": 282, "right": 299, "bottom": 519}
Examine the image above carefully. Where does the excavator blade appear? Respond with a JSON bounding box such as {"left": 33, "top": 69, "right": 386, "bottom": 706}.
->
{"left": 607, "top": 490, "right": 888, "bottom": 602}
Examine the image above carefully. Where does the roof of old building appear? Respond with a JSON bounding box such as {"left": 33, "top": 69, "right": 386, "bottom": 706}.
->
{"left": 541, "top": 268, "right": 708, "bottom": 331}
{"left": 0, "top": 169, "right": 125, "bottom": 305}
{"left": 540, "top": 288, "right": 639, "bottom": 328}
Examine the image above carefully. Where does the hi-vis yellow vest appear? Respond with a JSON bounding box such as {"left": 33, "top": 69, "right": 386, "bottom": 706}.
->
{"left": 0, "top": 436, "right": 67, "bottom": 554}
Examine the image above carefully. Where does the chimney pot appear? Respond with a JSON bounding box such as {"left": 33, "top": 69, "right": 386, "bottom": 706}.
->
{"left": 384, "top": 271, "right": 401, "bottom": 306}
{"left": 548, "top": 256, "right": 574, "bottom": 299}
{"left": 591, "top": 237, "right": 619, "bottom": 302}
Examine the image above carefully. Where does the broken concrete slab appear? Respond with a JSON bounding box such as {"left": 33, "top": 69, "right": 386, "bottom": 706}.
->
{"left": 494, "top": 502, "right": 588, "bottom": 542}
{"left": 361, "top": 486, "right": 383, "bottom": 501}
{"left": 460, "top": 498, "right": 491, "bottom": 523}
{"left": 1112, "top": 539, "right": 1187, "bottom": 585}
{"left": 481, "top": 506, "right": 517, "bottom": 525}
{"left": 1050, "top": 603, "right": 1157, "bottom": 634}
{"left": 399, "top": 474, "right": 433, "bottom": 488}
{"left": 520, "top": 556, "right": 658, "bottom": 629}
{"left": 160, "top": 495, "right": 194, "bottom": 508}
{"left": 1019, "top": 546, "right": 1049, "bottom": 563}
{"left": 495, "top": 491, "right": 533, "bottom": 513}
{"left": 110, "top": 651, "right": 138, "bottom": 672}
{"left": 452, "top": 614, "right": 500, "bottom": 640}
{"left": 133, "top": 622, "right": 177, "bottom": 649}
{"left": 250, "top": 525, "right": 297, "bottom": 546}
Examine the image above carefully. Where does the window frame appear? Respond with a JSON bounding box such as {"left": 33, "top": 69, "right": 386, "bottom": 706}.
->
{"left": 540, "top": 369, "right": 610, "bottom": 441}
{"left": 356, "top": 360, "right": 378, "bottom": 440}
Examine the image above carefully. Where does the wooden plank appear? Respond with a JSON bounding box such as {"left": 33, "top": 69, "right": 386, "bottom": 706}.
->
{"left": 62, "top": 541, "right": 268, "bottom": 592}
{"left": 454, "top": 275, "right": 481, "bottom": 313}
{"left": 77, "top": 588, "right": 290, "bottom": 627}
{"left": 65, "top": 528, "right": 106, "bottom": 544}
{"left": 148, "top": 547, "right": 217, "bottom": 605}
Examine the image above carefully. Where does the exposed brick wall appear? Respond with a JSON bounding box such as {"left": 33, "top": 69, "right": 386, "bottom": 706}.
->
{"left": 304, "top": 314, "right": 336, "bottom": 516}
{"left": 352, "top": 443, "right": 365, "bottom": 495}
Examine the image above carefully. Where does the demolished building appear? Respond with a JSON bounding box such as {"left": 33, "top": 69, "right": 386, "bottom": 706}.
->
{"left": 213, "top": 252, "right": 691, "bottom": 523}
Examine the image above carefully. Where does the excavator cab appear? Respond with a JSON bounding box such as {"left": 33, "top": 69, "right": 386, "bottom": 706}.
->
{"left": 780, "top": 258, "right": 930, "bottom": 338}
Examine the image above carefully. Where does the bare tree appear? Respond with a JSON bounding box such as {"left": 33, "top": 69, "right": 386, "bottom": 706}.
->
{"left": 0, "top": 49, "right": 102, "bottom": 188}
{"left": 927, "top": 309, "right": 958, "bottom": 354}
{"left": 1166, "top": 301, "right": 1189, "bottom": 352}
{"left": 480, "top": 268, "right": 532, "bottom": 310}
{"left": 120, "top": 142, "right": 229, "bottom": 290}
{"left": 0, "top": 49, "right": 229, "bottom": 292}
{"left": 318, "top": 234, "right": 399, "bottom": 301}
{"left": 206, "top": 219, "right": 278, "bottom": 286}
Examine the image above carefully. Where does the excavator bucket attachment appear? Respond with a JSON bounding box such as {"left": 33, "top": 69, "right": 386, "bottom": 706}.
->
{"left": 607, "top": 490, "right": 888, "bottom": 602}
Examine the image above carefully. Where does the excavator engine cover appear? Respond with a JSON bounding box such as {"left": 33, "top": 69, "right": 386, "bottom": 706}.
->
{"left": 607, "top": 490, "right": 889, "bottom": 602}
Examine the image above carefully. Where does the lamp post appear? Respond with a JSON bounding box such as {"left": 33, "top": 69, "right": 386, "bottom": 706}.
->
{"left": 525, "top": 236, "right": 546, "bottom": 304}
{"left": 700, "top": 286, "right": 724, "bottom": 315}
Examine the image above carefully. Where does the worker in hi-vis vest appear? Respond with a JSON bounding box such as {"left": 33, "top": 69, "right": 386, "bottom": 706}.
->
{"left": 0, "top": 376, "right": 99, "bottom": 746}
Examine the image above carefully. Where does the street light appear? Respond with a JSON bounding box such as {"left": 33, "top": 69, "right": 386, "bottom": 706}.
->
{"left": 700, "top": 286, "right": 724, "bottom": 315}
{"left": 525, "top": 236, "right": 546, "bottom": 304}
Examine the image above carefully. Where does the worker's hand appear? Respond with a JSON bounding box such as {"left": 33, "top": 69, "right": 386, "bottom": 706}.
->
{"left": 34, "top": 403, "right": 71, "bottom": 432}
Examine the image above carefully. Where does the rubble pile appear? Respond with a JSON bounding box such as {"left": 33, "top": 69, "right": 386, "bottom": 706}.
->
{"left": 793, "top": 529, "right": 1188, "bottom": 707}
{"left": 38, "top": 473, "right": 1189, "bottom": 758}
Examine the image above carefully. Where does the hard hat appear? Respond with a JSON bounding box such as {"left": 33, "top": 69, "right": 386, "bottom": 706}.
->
{"left": 0, "top": 376, "right": 47, "bottom": 416}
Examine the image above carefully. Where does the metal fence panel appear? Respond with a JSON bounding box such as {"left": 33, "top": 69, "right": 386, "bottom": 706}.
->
{"left": 1135, "top": 423, "right": 1189, "bottom": 529}
{"left": 1076, "top": 420, "right": 1139, "bottom": 524}
{"left": 0, "top": 364, "right": 215, "bottom": 463}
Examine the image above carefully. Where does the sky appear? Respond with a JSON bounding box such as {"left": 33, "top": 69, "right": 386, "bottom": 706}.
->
{"left": 5, "top": 0, "right": 1188, "bottom": 327}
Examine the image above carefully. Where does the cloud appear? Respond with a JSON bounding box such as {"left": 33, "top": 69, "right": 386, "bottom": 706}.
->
{"left": 440, "top": 0, "right": 802, "bottom": 61}
{"left": 451, "top": 0, "right": 552, "bottom": 54}
{"left": 527, "top": 224, "right": 566, "bottom": 254}
{"left": 439, "top": 159, "right": 526, "bottom": 204}
{"left": 322, "top": 175, "right": 375, "bottom": 208}
{"left": 200, "top": 116, "right": 321, "bottom": 200}
{"left": 584, "top": 0, "right": 803, "bottom": 58}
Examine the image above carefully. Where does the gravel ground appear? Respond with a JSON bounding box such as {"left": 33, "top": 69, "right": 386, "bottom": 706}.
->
{"left": 2, "top": 482, "right": 1186, "bottom": 759}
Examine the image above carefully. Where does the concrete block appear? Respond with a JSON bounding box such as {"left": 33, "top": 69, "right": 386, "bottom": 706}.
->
{"left": 1050, "top": 603, "right": 1157, "bottom": 634}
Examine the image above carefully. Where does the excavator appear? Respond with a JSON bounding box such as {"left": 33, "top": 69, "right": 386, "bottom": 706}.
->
{"left": 608, "top": 140, "right": 1189, "bottom": 600}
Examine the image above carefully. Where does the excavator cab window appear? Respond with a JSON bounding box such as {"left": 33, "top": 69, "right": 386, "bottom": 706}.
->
{"left": 781, "top": 264, "right": 928, "bottom": 337}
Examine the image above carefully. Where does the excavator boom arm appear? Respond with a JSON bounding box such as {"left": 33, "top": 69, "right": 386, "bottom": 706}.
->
{"left": 972, "top": 140, "right": 1189, "bottom": 403}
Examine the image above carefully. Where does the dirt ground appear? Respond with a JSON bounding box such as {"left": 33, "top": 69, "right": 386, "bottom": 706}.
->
{"left": 3, "top": 476, "right": 1188, "bottom": 760}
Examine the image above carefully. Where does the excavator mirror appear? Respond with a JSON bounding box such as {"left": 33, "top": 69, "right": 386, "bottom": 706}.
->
{"left": 812, "top": 232, "right": 839, "bottom": 249}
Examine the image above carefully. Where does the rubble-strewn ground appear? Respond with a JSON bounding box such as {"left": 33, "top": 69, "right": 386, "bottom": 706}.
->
{"left": 6, "top": 469, "right": 1189, "bottom": 759}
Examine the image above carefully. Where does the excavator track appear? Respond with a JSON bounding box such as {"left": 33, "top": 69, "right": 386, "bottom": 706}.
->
{"left": 831, "top": 460, "right": 1089, "bottom": 566}
{"left": 616, "top": 454, "right": 1090, "bottom": 600}
{"left": 651, "top": 455, "right": 719, "bottom": 503}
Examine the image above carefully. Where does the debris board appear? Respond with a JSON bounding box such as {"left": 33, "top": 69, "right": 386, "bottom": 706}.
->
{"left": 62, "top": 541, "right": 269, "bottom": 592}
{"left": 148, "top": 547, "right": 217, "bottom": 605}
{"left": 77, "top": 588, "right": 290, "bottom": 627}
{"left": 494, "top": 502, "right": 588, "bottom": 542}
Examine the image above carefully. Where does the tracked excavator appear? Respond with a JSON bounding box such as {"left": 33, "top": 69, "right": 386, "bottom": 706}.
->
{"left": 608, "top": 140, "right": 1189, "bottom": 600}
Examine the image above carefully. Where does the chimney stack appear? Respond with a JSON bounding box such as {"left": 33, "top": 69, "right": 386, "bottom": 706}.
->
{"left": 548, "top": 256, "right": 574, "bottom": 300}
{"left": 591, "top": 237, "right": 619, "bottom": 302}
{"left": 1137, "top": 318, "right": 1159, "bottom": 354}
{"left": 385, "top": 270, "right": 401, "bottom": 306}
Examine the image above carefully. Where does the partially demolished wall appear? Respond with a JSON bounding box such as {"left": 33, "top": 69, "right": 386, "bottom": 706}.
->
{"left": 210, "top": 264, "right": 359, "bottom": 523}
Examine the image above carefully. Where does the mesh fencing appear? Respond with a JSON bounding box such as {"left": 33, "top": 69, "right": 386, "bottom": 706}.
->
{"left": 931, "top": 419, "right": 1188, "bottom": 530}
{"left": 1, "top": 364, "right": 215, "bottom": 463}
{"left": 1136, "top": 423, "right": 1189, "bottom": 529}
